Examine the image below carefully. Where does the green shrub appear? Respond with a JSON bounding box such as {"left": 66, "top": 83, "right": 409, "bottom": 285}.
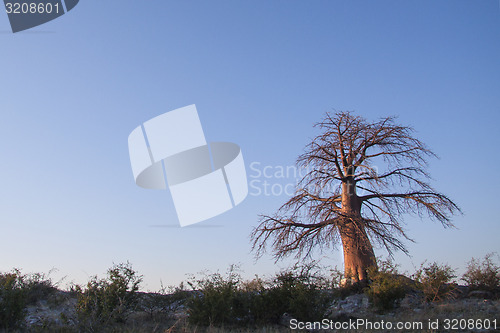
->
{"left": 74, "top": 262, "right": 142, "bottom": 331}
{"left": 252, "top": 264, "right": 330, "bottom": 324}
{"left": 186, "top": 263, "right": 331, "bottom": 327}
{"left": 22, "top": 271, "right": 57, "bottom": 305}
{"left": 364, "top": 260, "right": 411, "bottom": 311}
{"left": 0, "top": 269, "right": 26, "bottom": 330}
{"left": 462, "top": 253, "right": 500, "bottom": 293}
{"left": 186, "top": 265, "right": 247, "bottom": 326}
{"left": 330, "top": 266, "right": 345, "bottom": 290}
{"left": 414, "top": 261, "right": 457, "bottom": 302}
{"left": 0, "top": 269, "right": 56, "bottom": 330}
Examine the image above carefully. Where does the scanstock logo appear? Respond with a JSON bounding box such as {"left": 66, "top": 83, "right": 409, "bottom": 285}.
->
{"left": 128, "top": 105, "right": 248, "bottom": 227}
{"left": 4, "top": 0, "right": 79, "bottom": 33}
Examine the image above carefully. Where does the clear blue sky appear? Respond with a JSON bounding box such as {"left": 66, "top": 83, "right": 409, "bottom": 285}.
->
{"left": 1, "top": 1, "right": 499, "bottom": 291}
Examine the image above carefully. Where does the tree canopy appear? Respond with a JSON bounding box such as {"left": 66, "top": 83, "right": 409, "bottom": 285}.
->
{"left": 251, "top": 111, "right": 460, "bottom": 281}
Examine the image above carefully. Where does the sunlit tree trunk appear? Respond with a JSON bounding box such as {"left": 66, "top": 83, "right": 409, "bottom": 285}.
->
{"left": 339, "top": 177, "right": 376, "bottom": 283}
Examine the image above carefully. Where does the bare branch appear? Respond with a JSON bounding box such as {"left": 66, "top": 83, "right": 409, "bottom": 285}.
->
{"left": 251, "top": 110, "right": 461, "bottom": 272}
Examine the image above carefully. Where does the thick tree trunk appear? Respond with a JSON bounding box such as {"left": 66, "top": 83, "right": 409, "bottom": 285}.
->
{"left": 339, "top": 179, "right": 377, "bottom": 283}
{"left": 339, "top": 222, "right": 376, "bottom": 283}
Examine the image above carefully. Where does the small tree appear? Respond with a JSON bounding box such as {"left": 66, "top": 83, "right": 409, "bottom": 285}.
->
{"left": 252, "top": 111, "right": 460, "bottom": 282}
{"left": 365, "top": 259, "right": 411, "bottom": 311}
{"left": 414, "top": 262, "right": 457, "bottom": 302}
{"left": 74, "top": 262, "right": 142, "bottom": 330}
{"left": 463, "top": 253, "right": 500, "bottom": 292}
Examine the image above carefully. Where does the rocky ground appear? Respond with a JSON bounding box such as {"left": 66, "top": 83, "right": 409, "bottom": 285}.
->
{"left": 320, "top": 292, "right": 500, "bottom": 333}
{"left": 11, "top": 288, "right": 500, "bottom": 332}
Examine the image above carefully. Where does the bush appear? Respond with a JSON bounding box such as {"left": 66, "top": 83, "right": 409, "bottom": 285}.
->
{"left": 0, "top": 269, "right": 56, "bottom": 330}
{"left": 186, "top": 263, "right": 331, "bottom": 327}
{"left": 252, "top": 263, "right": 330, "bottom": 324}
{"left": 186, "top": 265, "right": 247, "bottom": 326}
{"left": 364, "top": 260, "right": 411, "bottom": 311}
{"left": 74, "top": 262, "right": 142, "bottom": 331}
{"left": 0, "top": 269, "right": 26, "bottom": 330}
{"left": 462, "top": 253, "right": 500, "bottom": 293}
{"left": 414, "top": 262, "right": 457, "bottom": 302}
{"left": 22, "top": 271, "right": 57, "bottom": 305}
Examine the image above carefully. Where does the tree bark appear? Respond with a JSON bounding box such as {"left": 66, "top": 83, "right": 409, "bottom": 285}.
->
{"left": 339, "top": 222, "right": 376, "bottom": 282}
{"left": 339, "top": 179, "right": 376, "bottom": 283}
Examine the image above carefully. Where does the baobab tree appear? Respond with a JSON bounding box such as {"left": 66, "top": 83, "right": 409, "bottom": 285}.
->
{"left": 251, "top": 112, "right": 460, "bottom": 283}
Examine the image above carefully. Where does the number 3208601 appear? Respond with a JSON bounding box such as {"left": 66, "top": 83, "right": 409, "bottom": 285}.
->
{"left": 5, "top": 2, "right": 60, "bottom": 14}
